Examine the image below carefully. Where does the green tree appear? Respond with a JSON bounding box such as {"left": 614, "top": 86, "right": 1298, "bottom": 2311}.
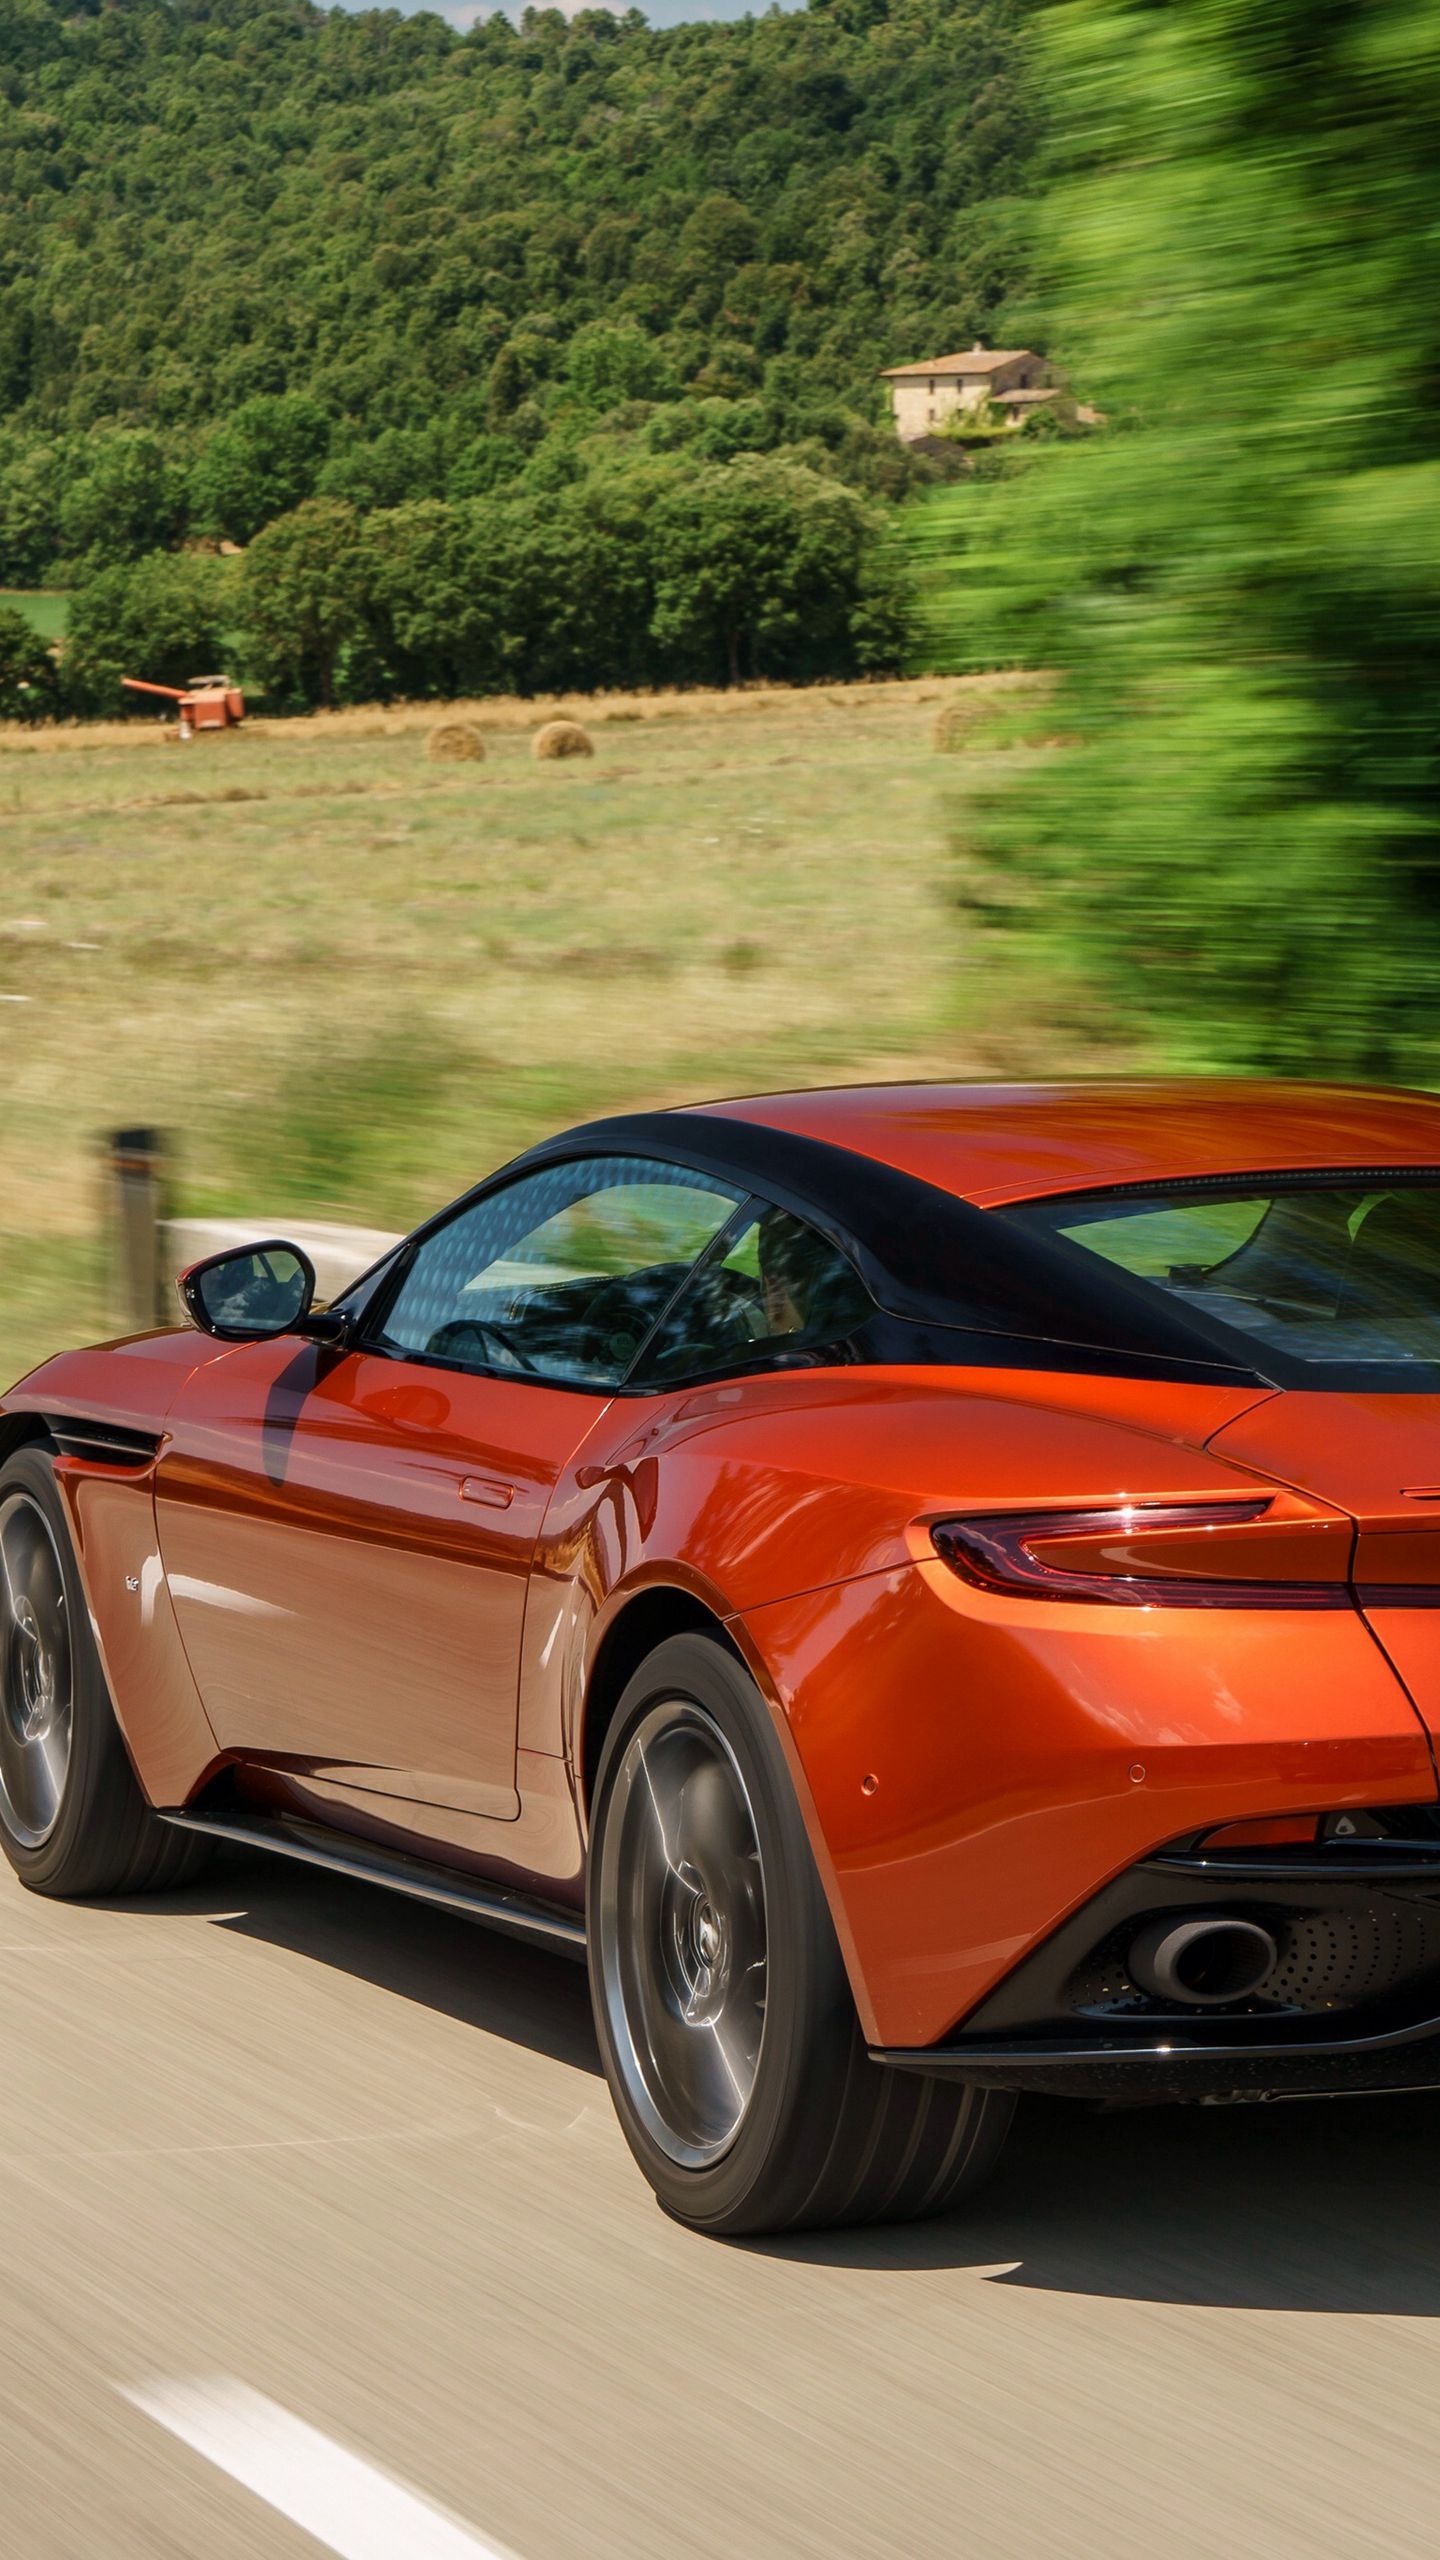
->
{"left": 562, "top": 323, "right": 675, "bottom": 419}
{"left": 359, "top": 499, "right": 488, "bottom": 699}
{"left": 64, "top": 551, "right": 229, "bottom": 716}
{"left": 326, "top": 458, "right": 904, "bottom": 703}
{"left": 919, "top": 0, "right": 1440, "bottom": 1076}
{"left": 0, "top": 602, "right": 57, "bottom": 722}
{"left": 237, "top": 498, "right": 367, "bottom": 708}
{"left": 496, "top": 472, "right": 658, "bottom": 694}
{"left": 56, "top": 429, "right": 187, "bottom": 569}
{"left": 0, "top": 434, "right": 63, "bottom": 585}
{"left": 649, "top": 454, "right": 889, "bottom": 686}
{"left": 318, "top": 425, "right": 451, "bottom": 514}
{"left": 190, "top": 395, "right": 333, "bottom": 547}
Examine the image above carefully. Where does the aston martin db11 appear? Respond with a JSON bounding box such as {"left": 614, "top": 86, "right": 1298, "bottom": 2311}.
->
{"left": 8, "top": 1081, "right": 1440, "bottom": 2232}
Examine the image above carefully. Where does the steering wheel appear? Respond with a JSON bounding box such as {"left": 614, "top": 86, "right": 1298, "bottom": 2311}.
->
{"left": 582, "top": 1275, "right": 669, "bottom": 1370}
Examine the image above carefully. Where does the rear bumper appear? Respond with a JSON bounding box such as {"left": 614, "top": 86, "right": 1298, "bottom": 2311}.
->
{"left": 742, "top": 1555, "right": 1437, "bottom": 2048}
{"left": 872, "top": 1839, "right": 1440, "bottom": 2103}
{"left": 871, "top": 2018, "right": 1440, "bottom": 2106}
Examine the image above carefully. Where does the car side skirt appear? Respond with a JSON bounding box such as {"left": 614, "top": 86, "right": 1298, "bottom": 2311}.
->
{"left": 158, "top": 1810, "right": 587, "bottom": 1956}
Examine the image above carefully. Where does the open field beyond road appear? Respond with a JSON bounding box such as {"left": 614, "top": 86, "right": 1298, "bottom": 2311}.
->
{"left": 0, "top": 672, "right": 1085, "bottom": 1381}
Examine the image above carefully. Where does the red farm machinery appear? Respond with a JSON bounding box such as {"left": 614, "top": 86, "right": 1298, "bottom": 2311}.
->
{"left": 121, "top": 675, "right": 245, "bottom": 735}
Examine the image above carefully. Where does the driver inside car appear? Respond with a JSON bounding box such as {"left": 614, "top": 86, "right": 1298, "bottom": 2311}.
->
{"left": 755, "top": 1206, "right": 823, "bottom": 1338}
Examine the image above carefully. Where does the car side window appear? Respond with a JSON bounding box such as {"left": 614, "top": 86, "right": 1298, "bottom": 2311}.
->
{"left": 629, "top": 1200, "right": 873, "bottom": 1387}
{"left": 372, "top": 1157, "right": 742, "bottom": 1388}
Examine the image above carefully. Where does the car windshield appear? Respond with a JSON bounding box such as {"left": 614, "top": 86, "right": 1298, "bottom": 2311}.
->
{"left": 1007, "top": 1178, "right": 1440, "bottom": 1379}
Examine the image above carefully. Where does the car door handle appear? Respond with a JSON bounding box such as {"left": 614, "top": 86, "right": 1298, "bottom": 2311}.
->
{"left": 460, "top": 1475, "right": 515, "bottom": 1510}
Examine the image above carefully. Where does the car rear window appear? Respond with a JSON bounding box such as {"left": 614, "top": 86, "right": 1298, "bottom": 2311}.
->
{"left": 1006, "top": 1178, "right": 1440, "bottom": 1379}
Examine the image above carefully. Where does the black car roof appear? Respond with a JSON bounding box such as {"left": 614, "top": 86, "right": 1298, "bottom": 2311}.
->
{"left": 507, "top": 1108, "right": 1268, "bottom": 1382}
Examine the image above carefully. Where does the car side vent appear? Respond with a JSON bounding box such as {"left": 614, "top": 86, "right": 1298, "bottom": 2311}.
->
{"left": 47, "top": 1417, "right": 162, "bottom": 1470}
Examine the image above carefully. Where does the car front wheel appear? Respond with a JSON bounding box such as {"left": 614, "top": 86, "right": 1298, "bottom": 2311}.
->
{"left": 0, "top": 1445, "right": 208, "bottom": 1898}
{"left": 586, "top": 1630, "right": 1013, "bottom": 2236}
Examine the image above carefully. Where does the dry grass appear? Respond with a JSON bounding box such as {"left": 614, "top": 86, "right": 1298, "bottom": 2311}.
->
{"left": 0, "top": 671, "right": 992, "bottom": 758}
{"left": 932, "top": 671, "right": 1053, "bottom": 752}
{"left": 0, "top": 670, "right": 1113, "bottom": 1380}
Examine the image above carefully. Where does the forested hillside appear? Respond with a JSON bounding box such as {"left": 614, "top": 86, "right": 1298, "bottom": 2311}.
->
{"left": 0, "top": 0, "right": 1026, "bottom": 599}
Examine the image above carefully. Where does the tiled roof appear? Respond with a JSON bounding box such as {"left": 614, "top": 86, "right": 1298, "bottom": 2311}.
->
{"left": 877, "top": 347, "right": 1037, "bottom": 379}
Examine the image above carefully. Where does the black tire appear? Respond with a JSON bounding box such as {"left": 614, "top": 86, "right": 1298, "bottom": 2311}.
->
{"left": 586, "top": 1631, "right": 1013, "bottom": 2236}
{"left": 0, "top": 1445, "right": 209, "bottom": 1897}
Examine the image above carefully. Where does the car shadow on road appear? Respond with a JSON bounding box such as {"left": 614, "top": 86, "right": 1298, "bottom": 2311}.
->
{"left": 164, "top": 1846, "right": 604, "bottom": 2080}
{"left": 109, "top": 1854, "right": 1440, "bottom": 2311}
{"left": 755, "top": 2089, "right": 1440, "bottom": 2312}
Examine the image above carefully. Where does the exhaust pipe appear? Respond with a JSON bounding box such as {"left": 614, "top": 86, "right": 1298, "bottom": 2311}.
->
{"left": 1128, "top": 1914, "right": 1278, "bottom": 2008}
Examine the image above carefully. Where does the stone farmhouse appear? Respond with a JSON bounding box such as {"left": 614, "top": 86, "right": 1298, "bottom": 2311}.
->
{"left": 879, "top": 344, "right": 1062, "bottom": 442}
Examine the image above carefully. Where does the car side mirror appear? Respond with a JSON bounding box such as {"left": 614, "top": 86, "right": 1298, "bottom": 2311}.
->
{"left": 178, "top": 1239, "right": 344, "bottom": 1344}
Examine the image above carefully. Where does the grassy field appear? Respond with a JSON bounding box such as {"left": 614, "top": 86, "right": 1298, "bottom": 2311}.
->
{"left": 0, "top": 672, "right": 1106, "bottom": 1381}
{"left": 1, "top": 590, "right": 69, "bottom": 643}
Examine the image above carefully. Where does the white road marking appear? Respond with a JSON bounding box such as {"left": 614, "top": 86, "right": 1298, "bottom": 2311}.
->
{"left": 121, "top": 2377, "right": 521, "bottom": 2560}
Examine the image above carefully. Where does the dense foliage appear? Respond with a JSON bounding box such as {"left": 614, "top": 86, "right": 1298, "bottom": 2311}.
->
{"left": 0, "top": 598, "right": 54, "bottom": 718}
{"left": 919, "top": 0, "right": 1440, "bottom": 1076}
{"left": 65, "top": 551, "right": 230, "bottom": 706}
{"left": 64, "top": 450, "right": 901, "bottom": 709}
{"left": 0, "top": 0, "right": 1027, "bottom": 644}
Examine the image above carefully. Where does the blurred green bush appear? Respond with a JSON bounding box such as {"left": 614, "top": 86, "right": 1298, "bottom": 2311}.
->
{"left": 916, "top": 0, "right": 1440, "bottom": 1079}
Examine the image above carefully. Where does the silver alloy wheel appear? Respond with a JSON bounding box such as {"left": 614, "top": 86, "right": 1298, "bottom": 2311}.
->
{"left": 0, "top": 1494, "right": 73, "bottom": 1849}
{"left": 597, "top": 1698, "right": 768, "bottom": 2170}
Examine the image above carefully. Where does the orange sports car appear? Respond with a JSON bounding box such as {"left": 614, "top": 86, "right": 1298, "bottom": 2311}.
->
{"left": 7, "top": 1079, "right": 1440, "bottom": 2234}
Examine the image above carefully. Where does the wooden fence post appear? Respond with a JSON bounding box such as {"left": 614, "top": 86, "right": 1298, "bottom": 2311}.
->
{"left": 105, "top": 1127, "right": 169, "bottom": 1330}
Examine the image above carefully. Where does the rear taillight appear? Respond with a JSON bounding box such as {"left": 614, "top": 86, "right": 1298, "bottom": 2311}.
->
{"left": 931, "top": 1497, "right": 1353, "bottom": 1608}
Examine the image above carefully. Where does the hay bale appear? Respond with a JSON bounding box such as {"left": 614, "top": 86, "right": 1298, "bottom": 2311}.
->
{"left": 932, "top": 700, "right": 979, "bottom": 752}
{"left": 426, "top": 719, "right": 486, "bottom": 762}
{"left": 532, "top": 718, "right": 594, "bottom": 762}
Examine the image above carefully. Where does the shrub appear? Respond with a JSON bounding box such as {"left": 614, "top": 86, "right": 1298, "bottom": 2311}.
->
{"left": 64, "top": 553, "right": 230, "bottom": 717}
{"left": 0, "top": 604, "right": 58, "bottom": 723}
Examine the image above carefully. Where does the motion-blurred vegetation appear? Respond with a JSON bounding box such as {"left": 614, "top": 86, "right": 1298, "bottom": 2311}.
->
{"left": 919, "top": 0, "right": 1440, "bottom": 1078}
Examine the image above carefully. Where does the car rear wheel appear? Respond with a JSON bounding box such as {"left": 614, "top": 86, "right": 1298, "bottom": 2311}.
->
{"left": 0, "top": 1445, "right": 208, "bottom": 1897}
{"left": 587, "top": 1631, "right": 1014, "bottom": 2235}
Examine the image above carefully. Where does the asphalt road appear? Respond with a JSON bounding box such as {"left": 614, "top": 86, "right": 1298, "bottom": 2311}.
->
{"left": 5, "top": 1850, "right": 1440, "bottom": 2560}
